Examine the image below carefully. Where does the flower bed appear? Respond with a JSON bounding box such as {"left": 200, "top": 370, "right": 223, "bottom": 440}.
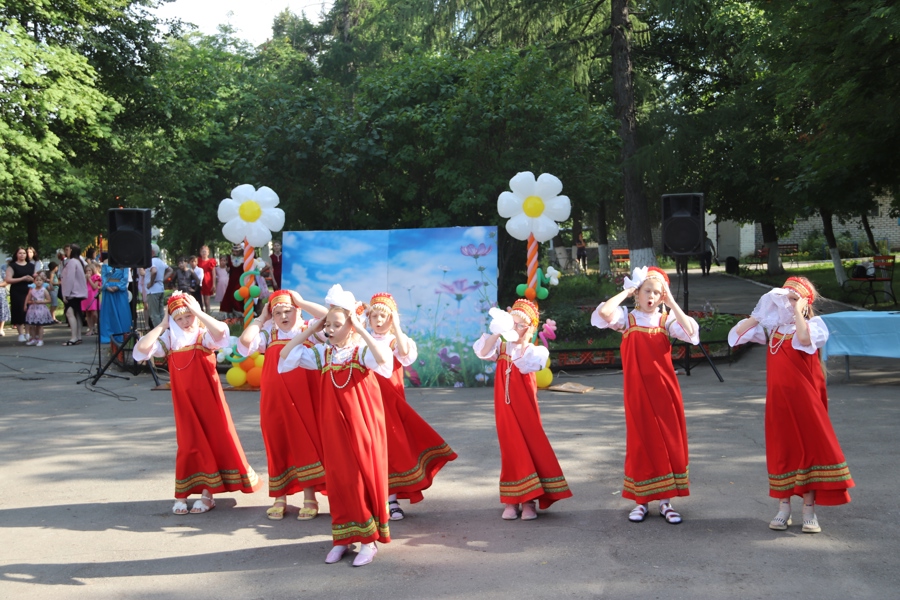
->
{"left": 551, "top": 340, "right": 750, "bottom": 369}
{"left": 549, "top": 310, "right": 750, "bottom": 370}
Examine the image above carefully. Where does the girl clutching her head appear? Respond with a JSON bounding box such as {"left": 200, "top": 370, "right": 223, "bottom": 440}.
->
{"left": 367, "top": 293, "right": 457, "bottom": 520}
{"left": 133, "top": 292, "right": 261, "bottom": 515}
{"left": 592, "top": 266, "right": 699, "bottom": 525}
{"left": 473, "top": 298, "right": 573, "bottom": 521}
{"left": 237, "top": 290, "right": 329, "bottom": 522}
{"left": 728, "top": 276, "right": 853, "bottom": 534}
{"left": 279, "top": 284, "right": 393, "bottom": 567}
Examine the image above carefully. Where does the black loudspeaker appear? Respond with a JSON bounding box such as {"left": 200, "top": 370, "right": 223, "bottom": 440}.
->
{"left": 662, "top": 193, "right": 704, "bottom": 256}
{"left": 108, "top": 208, "right": 152, "bottom": 268}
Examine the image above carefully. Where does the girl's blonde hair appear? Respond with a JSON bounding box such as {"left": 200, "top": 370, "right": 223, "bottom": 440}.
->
{"left": 368, "top": 303, "right": 393, "bottom": 318}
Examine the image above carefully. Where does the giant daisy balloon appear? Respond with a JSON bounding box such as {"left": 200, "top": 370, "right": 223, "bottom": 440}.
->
{"left": 218, "top": 184, "right": 285, "bottom": 247}
{"left": 498, "top": 172, "right": 571, "bottom": 242}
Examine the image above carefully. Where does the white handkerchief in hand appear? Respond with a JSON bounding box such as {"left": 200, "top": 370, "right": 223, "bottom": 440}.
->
{"left": 751, "top": 288, "right": 793, "bottom": 330}
{"left": 488, "top": 307, "right": 519, "bottom": 342}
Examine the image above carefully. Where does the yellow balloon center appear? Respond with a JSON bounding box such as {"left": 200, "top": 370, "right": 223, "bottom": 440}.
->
{"left": 522, "top": 195, "right": 545, "bottom": 218}
{"left": 239, "top": 200, "right": 263, "bottom": 222}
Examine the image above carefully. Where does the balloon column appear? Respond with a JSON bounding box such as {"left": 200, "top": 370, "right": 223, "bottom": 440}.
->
{"left": 498, "top": 172, "right": 571, "bottom": 388}
{"left": 217, "top": 184, "right": 285, "bottom": 388}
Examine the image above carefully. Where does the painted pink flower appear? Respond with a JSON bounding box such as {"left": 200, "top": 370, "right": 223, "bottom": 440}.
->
{"left": 404, "top": 366, "right": 421, "bottom": 387}
{"left": 438, "top": 347, "right": 461, "bottom": 372}
{"left": 461, "top": 243, "right": 493, "bottom": 257}
{"left": 436, "top": 279, "right": 482, "bottom": 301}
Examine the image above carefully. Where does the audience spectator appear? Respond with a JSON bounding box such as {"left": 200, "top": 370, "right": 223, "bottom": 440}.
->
{"left": 0, "top": 263, "right": 10, "bottom": 335}
{"left": 5, "top": 247, "right": 36, "bottom": 342}
{"left": 196, "top": 245, "right": 217, "bottom": 314}
{"left": 60, "top": 244, "right": 88, "bottom": 345}
{"left": 143, "top": 244, "right": 169, "bottom": 328}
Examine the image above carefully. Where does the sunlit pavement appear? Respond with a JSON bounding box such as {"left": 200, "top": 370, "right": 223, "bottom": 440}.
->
{"left": 1, "top": 273, "right": 896, "bottom": 599}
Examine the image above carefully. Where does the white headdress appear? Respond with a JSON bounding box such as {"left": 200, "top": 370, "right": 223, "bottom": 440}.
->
{"left": 324, "top": 284, "right": 363, "bottom": 315}
{"left": 623, "top": 266, "right": 649, "bottom": 290}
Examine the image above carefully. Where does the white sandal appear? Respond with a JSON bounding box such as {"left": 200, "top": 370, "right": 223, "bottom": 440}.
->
{"left": 190, "top": 496, "right": 215, "bottom": 514}
{"left": 769, "top": 511, "right": 792, "bottom": 530}
{"left": 628, "top": 504, "right": 648, "bottom": 523}
{"left": 172, "top": 500, "right": 189, "bottom": 515}
{"left": 802, "top": 512, "right": 821, "bottom": 533}
{"left": 659, "top": 502, "right": 682, "bottom": 524}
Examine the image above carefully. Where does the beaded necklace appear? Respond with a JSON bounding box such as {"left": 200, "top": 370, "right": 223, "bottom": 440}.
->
{"left": 768, "top": 326, "right": 789, "bottom": 355}
{"left": 170, "top": 332, "right": 200, "bottom": 370}
{"left": 328, "top": 345, "right": 355, "bottom": 389}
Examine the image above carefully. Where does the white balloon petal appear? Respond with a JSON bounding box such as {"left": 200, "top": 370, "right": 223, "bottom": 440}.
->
{"left": 245, "top": 221, "right": 273, "bottom": 247}
{"left": 535, "top": 173, "right": 563, "bottom": 199}
{"left": 498, "top": 191, "right": 522, "bottom": 218}
{"left": 222, "top": 218, "right": 248, "bottom": 244}
{"left": 505, "top": 213, "right": 533, "bottom": 241}
{"left": 218, "top": 198, "right": 240, "bottom": 222}
{"left": 254, "top": 186, "right": 280, "bottom": 208}
{"left": 230, "top": 183, "right": 257, "bottom": 203}
{"left": 543, "top": 195, "right": 571, "bottom": 222}
{"left": 531, "top": 215, "right": 560, "bottom": 243}
{"left": 509, "top": 171, "right": 536, "bottom": 198}
{"left": 258, "top": 207, "right": 285, "bottom": 232}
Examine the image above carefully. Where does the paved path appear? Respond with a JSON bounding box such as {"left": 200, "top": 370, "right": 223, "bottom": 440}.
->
{"left": 1, "top": 273, "right": 897, "bottom": 599}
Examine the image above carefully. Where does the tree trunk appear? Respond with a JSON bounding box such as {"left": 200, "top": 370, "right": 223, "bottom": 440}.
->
{"left": 860, "top": 212, "right": 879, "bottom": 256}
{"left": 820, "top": 208, "right": 848, "bottom": 284}
{"left": 610, "top": 0, "right": 655, "bottom": 265}
{"left": 596, "top": 202, "right": 611, "bottom": 276}
{"left": 26, "top": 209, "right": 39, "bottom": 250}
{"left": 760, "top": 221, "right": 783, "bottom": 275}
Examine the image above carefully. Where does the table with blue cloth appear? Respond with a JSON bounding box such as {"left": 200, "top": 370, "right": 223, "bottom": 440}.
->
{"left": 820, "top": 311, "right": 900, "bottom": 377}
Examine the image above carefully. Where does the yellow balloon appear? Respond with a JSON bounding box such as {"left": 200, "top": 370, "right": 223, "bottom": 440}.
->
{"left": 226, "top": 366, "right": 248, "bottom": 387}
{"left": 522, "top": 195, "right": 545, "bottom": 218}
{"left": 254, "top": 354, "right": 266, "bottom": 369}
{"left": 536, "top": 367, "right": 553, "bottom": 389}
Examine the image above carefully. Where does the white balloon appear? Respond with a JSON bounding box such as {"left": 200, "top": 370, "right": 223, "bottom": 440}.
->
{"left": 218, "top": 198, "right": 240, "bottom": 222}
{"left": 498, "top": 191, "right": 522, "bottom": 218}
{"left": 543, "top": 195, "right": 571, "bottom": 222}
{"left": 230, "top": 183, "right": 257, "bottom": 203}
{"left": 505, "top": 214, "right": 532, "bottom": 241}
{"left": 535, "top": 173, "right": 563, "bottom": 199}
{"left": 509, "top": 171, "right": 536, "bottom": 198}
{"left": 531, "top": 215, "right": 560, "bottom": 243}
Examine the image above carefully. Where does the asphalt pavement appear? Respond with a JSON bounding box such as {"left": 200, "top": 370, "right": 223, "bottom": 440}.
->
{"left": 1, "top": 267, "right": 898, "bottom": 599}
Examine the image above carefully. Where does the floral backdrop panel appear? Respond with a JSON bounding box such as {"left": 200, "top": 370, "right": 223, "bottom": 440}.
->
{"left": 282, "top": 226, "right": 498, "bottom": 388}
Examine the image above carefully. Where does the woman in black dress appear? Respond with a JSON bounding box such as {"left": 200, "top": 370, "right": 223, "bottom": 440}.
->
{"left": 5, "top": 247, "right": 36, "bottom": 342}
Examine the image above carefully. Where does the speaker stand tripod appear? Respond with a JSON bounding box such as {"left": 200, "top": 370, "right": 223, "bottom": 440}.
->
{"left": 77, "top": 268, "right": 161, "bottom": 387}
{"left": 675, "top": 266, "right": 724, "bottom": 382}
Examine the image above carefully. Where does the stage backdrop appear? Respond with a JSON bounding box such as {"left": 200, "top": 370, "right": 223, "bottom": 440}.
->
{"left": 282, "top": 226, "right": 498, "bottom": 388}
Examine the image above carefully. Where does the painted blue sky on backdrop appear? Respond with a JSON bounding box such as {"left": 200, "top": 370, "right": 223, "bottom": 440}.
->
{"left": 282, "top": 226, "right": 498, "bottom": 341}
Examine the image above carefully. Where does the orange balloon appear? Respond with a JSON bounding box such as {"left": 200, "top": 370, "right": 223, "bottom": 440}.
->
{"left": 239, "top": 356, "right": 255, "bottom": 372}
{"left": 239, "top": 286, "right": 250, "bottom": 299}
{"left": 524, "top": 288, "right": 537, "bottom": 300}
{"left": 246, "top": 367, "right": 263, "bottom": 388}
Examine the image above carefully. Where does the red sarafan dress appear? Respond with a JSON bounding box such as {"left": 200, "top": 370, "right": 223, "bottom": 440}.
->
{"left": 474, "top": 336, "right": 573, "bottom": 509}
{"left": 372, "top": 333, "right": 457, "bottom": 503}
{"left": 592, "top": 306, "right": 699, "bottom": 503}
{"left": 280, "top": 342, "right": 392, "bottom": 546}
{"left": 219, "top": 256, "right": 244, "bottom": 314}
{"left": 134, "top": 325, "right": 261, "bottom": 498}
{"left": 197, "top": 256, "right": 217, "bottom": 297}
{"left": 238, "top": 323, "right": 326, "bottom": 498}
{"left": 729, "top": 317, "right": 854, "bottom": 505}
